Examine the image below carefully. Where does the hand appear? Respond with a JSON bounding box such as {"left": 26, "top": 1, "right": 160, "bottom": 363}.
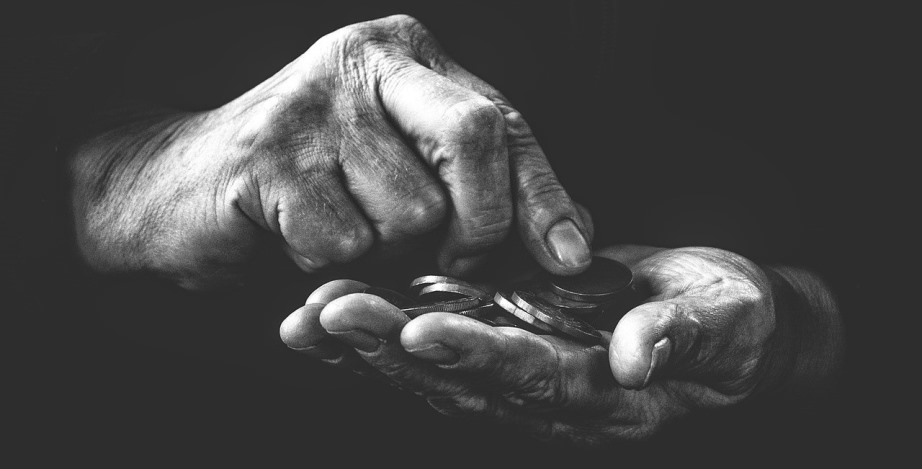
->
{"left": 280, "top": 245, "right": 843, "bottom": 444}
{"left": 68, "top": 14, "right": 591, "bottom": 289}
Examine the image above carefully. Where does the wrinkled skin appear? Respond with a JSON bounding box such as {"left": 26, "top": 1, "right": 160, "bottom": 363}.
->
{"left": 69, "top": 15, "right": 591, "bottom": 289}
{"left": 281, "top": 245, "right": 794, "bottom": 445}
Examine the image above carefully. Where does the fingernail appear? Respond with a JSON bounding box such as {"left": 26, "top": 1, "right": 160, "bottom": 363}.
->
{"left": 291, "top": 253, "right": 329, "bottom": 272}
{"left": 405, "top": 343, "right": 460, "bottom": 365}
{"left": 327, "top": 329, "right": 382, "bottom": 352}
{"left": 545, "top": 219, "right": 591, "bottom": 269}
{"left": 642, "top": 337, "right": 672, "bottom": 388}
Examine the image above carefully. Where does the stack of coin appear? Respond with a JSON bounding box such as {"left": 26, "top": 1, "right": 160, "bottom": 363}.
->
{"left": 361, "top": 256, "right": 639, "bottom": 348}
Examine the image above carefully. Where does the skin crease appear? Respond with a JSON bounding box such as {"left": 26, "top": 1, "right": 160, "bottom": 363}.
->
{"left": 62, "top": 11, "right": 846, "bottom": 446}
{"left": 68, "top": 15, "right": 593, "bottom": 290}
{"left": 280, "top": 245, "right": 844, "bottom": 445}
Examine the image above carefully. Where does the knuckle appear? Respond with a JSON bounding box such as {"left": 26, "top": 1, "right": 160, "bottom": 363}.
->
{"left": 331, "top": 20, "right": 379, "bottom": 46}
{"left": 327, "top": 14, "right": 428, "bottom": 56}
{"left": 385, "top": 13, "right": 424, "bottom": 30}
{"left": 729, "top": 280, "right": 773, "bottom": 326}
{"left": 441, "top": 99, "right": 504, "bottom": 144}
{"left": 744, "top": 283, "right": 770, "bottom": 309}
{"left": 395, "top": 188, "right": 448, "bottom": 235}
{"left": 501, "top": 108, "right": 535, "bottom": 139}
{"left": 312, "top": 18, "right": 428, "bottom": 96}
{"left": 319, "top": 22, "right": 392, "bottom": 65}
{"left": 380, "top": 14, "right": 435, "bottom": 52}
{"left": 328, "top": 224, "right": 374, "bottom": 262}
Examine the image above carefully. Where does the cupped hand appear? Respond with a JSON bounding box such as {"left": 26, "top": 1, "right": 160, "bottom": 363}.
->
{"left": 69, "top": 15, "right": 590, "bottom": 289}
{"left": 280, "top": 245, "right": 793, "bottom": 444}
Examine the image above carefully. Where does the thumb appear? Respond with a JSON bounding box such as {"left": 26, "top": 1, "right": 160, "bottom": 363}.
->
{"left": 609, "top": 300, "right": 700, "bottom": 389}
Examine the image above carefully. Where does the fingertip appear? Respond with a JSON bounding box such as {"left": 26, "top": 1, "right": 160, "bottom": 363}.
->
{"left": 286, "top": 248, "right": 329, "bottom": 273}
{"left": 609, "top": 304, "right": 672, "bottom": 389}
{"left": 319, "top": 293, "right": 408, "bottom": 338}
{"left": 279, "top": 303, "right": 327, "bottom": 349}
{"left": 401, "top": 313, "right": 478, "bottom": 347}
{"left": 401, "top": 313, "right": 492, "bottom": 363}
{"left": 399, "top": 314, "right": 433, "bottom": 350}
{"left": 609, "top": 337, "right": 652, "bottom": 389}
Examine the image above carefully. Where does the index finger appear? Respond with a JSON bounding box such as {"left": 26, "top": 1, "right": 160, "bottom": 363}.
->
{"left": 378, "top": 61, "right": 512, "bottom": 275}
{"left": 416, "top": 35, "right": 593, "bottom": 275}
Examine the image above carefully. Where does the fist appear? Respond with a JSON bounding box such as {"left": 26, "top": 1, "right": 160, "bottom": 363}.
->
{"left": 69, "top": 15, "right": 592, "bottom": 289}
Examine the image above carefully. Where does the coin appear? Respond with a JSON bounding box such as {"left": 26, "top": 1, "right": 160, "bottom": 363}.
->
{"left": 409, "top": 275, "right": 486, "bottom": 292}
{"left": 511, "top": 290, "right": 605, "bottom": 346}
{"left": 583, "top": 288, "right": 643, "bottom": 330}
{"left": 532, "top": 289, "right": 608, "bottom": 317}
{"left": 492, "top": 291, "right": 555, "bottom": 333}
{"left": 409, "top": 275, "right": 456, "bottom": 288}
{"left": 547, "top": 256, "right": 633, "bottom": 302}
{"left": 417, "top": 282, "right": 491, "bottom": 301}
{"left": 400, "top": 296, "right": 485, "bottom": 318}
{"left": 462, "top": 303, "right": 530, "bottom": 329}
{"left": 457, "top": 302, "right": 498, "bottom": 318}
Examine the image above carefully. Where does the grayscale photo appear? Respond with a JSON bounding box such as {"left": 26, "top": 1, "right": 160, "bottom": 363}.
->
{"left": 4, "top": 0, "right": 903, "bottom": 465}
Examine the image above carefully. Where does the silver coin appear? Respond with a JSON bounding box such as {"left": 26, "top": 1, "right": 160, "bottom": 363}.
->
{"left": 400, "top": 296, "right": 484, "bottom": 318}
{"left": 410, "top": 275, "right": 486, "bottom": 292}
{"left": 511, "top": 291, "right": 605, "bottom": 346}
{"left": 410, "top": 275, "right": 458, "bottom": 288}
{"left": 548, "top": 256, "right": 633, "bottom": 302}
{"left": 457, "top": 302, "right": 498, "bottom": 318}
{"left": 493, "top": 291, "right": 555, "bottom": 333}
{"left": 418, "top": 282, "right": 491, "bottom": 300}
{"left": 532, "top": 289, "right": 607, "bottom": 316}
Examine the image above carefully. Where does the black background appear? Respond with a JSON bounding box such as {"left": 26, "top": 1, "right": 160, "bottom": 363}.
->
{"left": 3, "top": 0, "right": 907, "bottom": 465}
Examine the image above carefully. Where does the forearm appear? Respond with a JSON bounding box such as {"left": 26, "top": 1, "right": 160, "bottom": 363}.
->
{"left": 759, "top": 265, "right": 846, "bottom": 400}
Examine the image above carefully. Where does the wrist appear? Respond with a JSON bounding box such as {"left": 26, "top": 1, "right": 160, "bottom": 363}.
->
{"left": 754, "top": 265, "right": 846, "bottom": 400}
{"left": 67, "top": 108, "right": 205, "bottom": 274}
